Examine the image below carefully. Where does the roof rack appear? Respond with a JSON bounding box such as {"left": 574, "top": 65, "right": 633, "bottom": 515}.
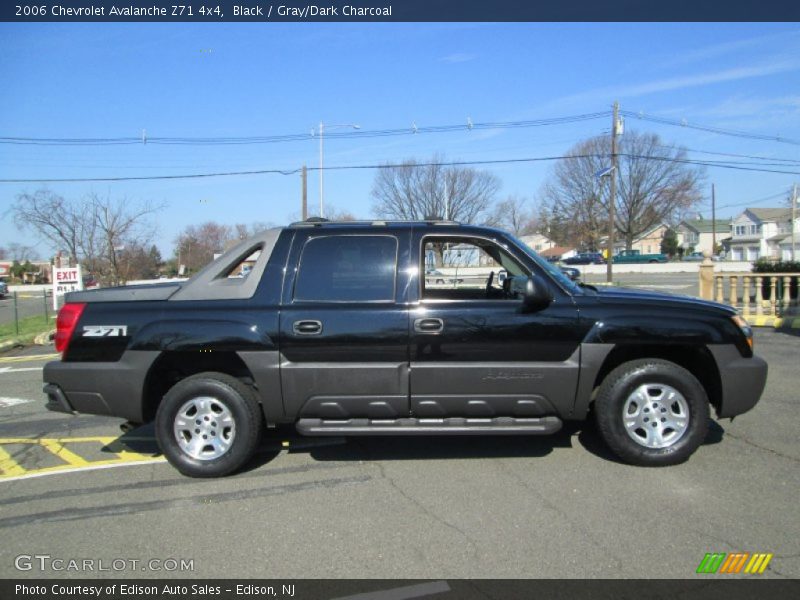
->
{"left": 288, "top": 219, "right": 461, "bottom": 228}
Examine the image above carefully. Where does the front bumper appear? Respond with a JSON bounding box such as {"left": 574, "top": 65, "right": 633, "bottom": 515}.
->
{"left": 708, "top": 345, "right": 768, "bottom": 418}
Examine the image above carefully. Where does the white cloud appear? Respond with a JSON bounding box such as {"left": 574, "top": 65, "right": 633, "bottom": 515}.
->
{"left": 556, "top": 58, "right": 800, "bottom": 106}
{"left": 439, "top": 53, "right": 477, "bottom": 64}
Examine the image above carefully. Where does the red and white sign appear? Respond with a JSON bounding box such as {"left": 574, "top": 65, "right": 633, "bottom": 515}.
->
{"left": 52, "top": 265, "right": 84, "bottom": 309}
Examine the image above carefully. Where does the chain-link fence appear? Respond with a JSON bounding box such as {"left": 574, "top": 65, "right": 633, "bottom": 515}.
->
{"left": 0, "top": 286, "right": 54, "bottom": 344}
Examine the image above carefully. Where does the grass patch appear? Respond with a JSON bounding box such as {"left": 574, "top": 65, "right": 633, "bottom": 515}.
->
{"left": 0, "top": 314, "right": 54, "bottom": 345}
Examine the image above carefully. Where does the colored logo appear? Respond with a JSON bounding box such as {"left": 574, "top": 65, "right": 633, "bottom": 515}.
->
{"left": 696, "top": 552, "right": 773, "bottom": 574}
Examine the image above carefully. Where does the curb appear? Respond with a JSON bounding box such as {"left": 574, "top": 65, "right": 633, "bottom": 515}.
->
{"left": 0, "top": 328, "right": 56, "bottom": 353}
{"left": 0, "top": 339, "right": 20, "bottom": 352}
{"left": 748, "top": 316, "right": 800, "bottom": 329}
{"left": 34, "top": 329, "right": 56, "bottom": 345}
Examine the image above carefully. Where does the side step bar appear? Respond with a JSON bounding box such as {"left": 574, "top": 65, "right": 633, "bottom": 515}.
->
{"left": 296, "top": 416, "right": 562, "bottom": 436}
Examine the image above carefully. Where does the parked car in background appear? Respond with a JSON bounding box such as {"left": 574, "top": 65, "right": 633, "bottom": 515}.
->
{"left": 613, "top": 250, "right": 668, "bottom": 264}
{"left": 563, "top": 252, "right": 605, "bottom": 265}
{"left": 559, "top": 266, "right": 581, "bottom": 281}
{"left": 425, "top": 269, "right": 446, "bottom": 284}
{"left": 682, "top": 252, "right": 720, "bottom": 262}
{"left": 0, "top": 279, "right": 7, "bottom": 299}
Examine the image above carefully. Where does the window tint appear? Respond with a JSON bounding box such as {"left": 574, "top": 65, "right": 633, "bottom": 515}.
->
{"left": 421, "top": 237, "right": 527, "bottom": 301}
{"left": 294, "top": 235, "right": 397, "bottom": 302}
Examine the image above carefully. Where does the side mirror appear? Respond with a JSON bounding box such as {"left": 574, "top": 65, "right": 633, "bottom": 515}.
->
{"left": 522, "top": 277, "right": 553, "bottom": 311}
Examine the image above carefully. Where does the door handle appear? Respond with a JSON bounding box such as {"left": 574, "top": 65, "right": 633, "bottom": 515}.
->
{"left": 414, "top": 318, "right": 444, "bottom": 334}
{"left": 293, "top": 320, "right": 323, "bottom": 335}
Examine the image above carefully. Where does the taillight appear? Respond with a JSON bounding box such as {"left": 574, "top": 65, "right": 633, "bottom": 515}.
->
{"left": 55, "top": 303, "right": 86, "bottom": 354}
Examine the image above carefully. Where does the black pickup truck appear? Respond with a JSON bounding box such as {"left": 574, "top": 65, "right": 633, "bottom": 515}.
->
{"left": 44, "top": 220, "right": 767, "bottom": 477}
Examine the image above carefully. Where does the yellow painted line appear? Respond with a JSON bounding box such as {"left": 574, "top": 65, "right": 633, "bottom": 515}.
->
{"left": 0, "top": 445, "right": 27, "bottom": 477}
{"left": 0, "top": 353, "right": 59, "bottom": 364}
{"left": 0, "top": 436, "right": 154, "bottom": 444}
{"left": 39, "top": 440, "right": 90, "bottom": 467}
{"left": 0, "top": 436, "right": 164, "bottom": 482}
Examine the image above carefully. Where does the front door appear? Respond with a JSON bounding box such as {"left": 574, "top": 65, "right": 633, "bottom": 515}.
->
{"left": 279, "top": 231, "right": 410, "bottom": 420}
{"left": 410, "top": 232, "right": 582, "bottom": 419}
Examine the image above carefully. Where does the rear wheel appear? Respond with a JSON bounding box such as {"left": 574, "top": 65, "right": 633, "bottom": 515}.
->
{"left": 155, "top": 372, "right": 263, "bottom": 477}
{"left": 594, "top": 359, "right": 709, "bottom": 466}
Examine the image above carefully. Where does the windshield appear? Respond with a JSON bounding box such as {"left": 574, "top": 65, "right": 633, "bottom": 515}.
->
{"left": 504, "top": 232, "right": 582, "bottom": 293}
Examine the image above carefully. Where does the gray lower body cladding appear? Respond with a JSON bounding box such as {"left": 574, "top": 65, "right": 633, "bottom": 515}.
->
{"left": 43, "top": 351, "right": 161, "bottom": 423}
{"left": 707, "top": 345, "right": 768, "bottom": 418}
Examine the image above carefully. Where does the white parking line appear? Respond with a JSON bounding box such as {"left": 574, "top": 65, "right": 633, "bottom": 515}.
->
{"left": 0, "top": 458, "right": 168, "bottom": 483}
{"left": 0, "top": 367, "right": 43, "bottom": 374}
{"left": 0, "top": 397, "right": 33, "bottom": 408}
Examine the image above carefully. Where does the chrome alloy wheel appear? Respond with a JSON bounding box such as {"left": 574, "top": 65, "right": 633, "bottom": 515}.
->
{"left": 173, "top": 396, "right": 236, "bottom": 460}
{"left": 622, "top": 383, "right": 690, "bottom": 449}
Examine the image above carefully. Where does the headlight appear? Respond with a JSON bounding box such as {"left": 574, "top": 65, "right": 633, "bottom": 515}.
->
{"left": 732, "top": 315, "right": 753, "bottom": 351}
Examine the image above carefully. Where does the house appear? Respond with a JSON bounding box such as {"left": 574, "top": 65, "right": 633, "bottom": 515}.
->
{"left": 728, "top": 208, "right": 798, "bottom": 261}
{"left": 676, "top": 219, "right": 730, "bottom": 255}
{"left": 518, "top": 233, "right": 556, "bottom": 253}
{"left": 538, "top": 246, "right": 577, "bottom": 261}
{"left": 611, "top": 223, "right": 669, "bottom": 255}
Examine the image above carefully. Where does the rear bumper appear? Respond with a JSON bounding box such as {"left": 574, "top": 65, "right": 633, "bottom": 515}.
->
{"left": 42, "top": 351, "right": 161, "bottom": 423}
{"left": 43, "top": 383, "right": 76, "bottom": 414}
{"left": 708, "top": 345, "right": 768, "bottom": 418}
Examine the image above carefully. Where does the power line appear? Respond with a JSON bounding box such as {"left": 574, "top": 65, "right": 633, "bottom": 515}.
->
{"left": 2, "top": 152, "right": 799, "bottom": 184}
{"left": 656, "top": 144, "right": 800, "bottom": 165}
{"left": 621, "top": 110, "right": 800, "bottom": 146}
{"left": 0, "top": 113, "right": 611, "bottom": 146}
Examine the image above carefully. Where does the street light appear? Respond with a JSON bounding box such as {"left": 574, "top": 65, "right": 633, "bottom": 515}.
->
{"left": 317, "top": 121, "right": 360, "bottom": 218}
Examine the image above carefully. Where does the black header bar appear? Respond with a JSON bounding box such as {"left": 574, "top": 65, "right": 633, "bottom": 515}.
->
{"left": 3, "top": 1, "right": 799, "bottom": 22}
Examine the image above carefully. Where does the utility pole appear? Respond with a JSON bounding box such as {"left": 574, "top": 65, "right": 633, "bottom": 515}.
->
{"left": 711, "top": 183, "right": 716, "bottom": 255}
{"left": 318, "top": 122, "right": 325, "bottom": 218}
{"left": 792, "top": 183, "right": 797, "bottom": 262}
{"left": 607, "top": 101, "right": 619, "bottom": 283}
{"left": 301, "top": 165, "right": 308, "bottom": 221}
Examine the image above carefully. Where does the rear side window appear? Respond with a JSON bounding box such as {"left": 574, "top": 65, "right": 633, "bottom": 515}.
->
{"left": 294, "top": 235, "right": 398, "bottom": 302}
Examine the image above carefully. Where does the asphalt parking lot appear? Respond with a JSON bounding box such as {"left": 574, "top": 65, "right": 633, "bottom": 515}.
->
{"left": 0, "top": 328, "right": 797, "bottom": 580}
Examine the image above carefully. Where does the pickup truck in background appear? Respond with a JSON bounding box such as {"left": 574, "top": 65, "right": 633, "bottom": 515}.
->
{"left": 43, "top": 220, "right": 767, "bottom": 477}
{"left": 612, "top": 249, "right": 669, "bottom": 264}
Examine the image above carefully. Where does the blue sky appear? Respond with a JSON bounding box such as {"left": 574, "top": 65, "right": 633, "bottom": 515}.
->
{"left": 1, "top": 22, "right": 799, "bottom": 259}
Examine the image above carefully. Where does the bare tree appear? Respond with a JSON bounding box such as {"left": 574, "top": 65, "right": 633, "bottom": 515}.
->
{"left": 12, "top": 189, "right": 85, "bottom": 263}
{"left": 486, "top": 195, "right": 538, "bottom": 236}
{"left": 12, "top": 189, "right": 164, "bottom": 284}
{"left": 7, "top": 242, "right": 38, "bottom": 262}
{"left": 371, "top": 155, "right": 500, "bottom": 224}
{"left": 174, "top": 222, "right": 235, "bottom": 274}
{"left": 541, "top": 132, "right": 704, "bottom": 250}
{"left": 234, "top": 221, "right": 275, "bottom": 241}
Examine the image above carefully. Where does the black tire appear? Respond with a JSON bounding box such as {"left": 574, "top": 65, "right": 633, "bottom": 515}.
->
{"left": 594, "top": 359, "right": 709, "bottom": 466}
{"left": 155, "top": 372, "right": 263, "bottom": 478}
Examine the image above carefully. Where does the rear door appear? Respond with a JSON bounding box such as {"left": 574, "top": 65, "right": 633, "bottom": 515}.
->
{"left": 279, "top": 228, "right": 411, "bottom": 420}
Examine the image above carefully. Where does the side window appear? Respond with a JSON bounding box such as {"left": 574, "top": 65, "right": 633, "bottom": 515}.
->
{"left": 422, "top": 237, "right": 527, "bottom": 301}
{"left": 294, "top": 235, "right": 398, "bottom": 302}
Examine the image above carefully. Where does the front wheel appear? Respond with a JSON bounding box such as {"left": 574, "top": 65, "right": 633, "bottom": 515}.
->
{"left": 594, "top": 359, "right": 709, "bottom": 466}
{"left": 155, "top": 372, "right": 263, "bottom": 477}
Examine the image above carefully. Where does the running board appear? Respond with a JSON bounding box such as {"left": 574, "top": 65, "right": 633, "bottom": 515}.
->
{"left": 296, "top": 416, "right": 562, "bottom": 436}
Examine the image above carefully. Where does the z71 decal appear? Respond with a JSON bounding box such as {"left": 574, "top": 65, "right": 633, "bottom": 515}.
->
{"left": 82, "top": 325, "right": 128, "bottom": 337}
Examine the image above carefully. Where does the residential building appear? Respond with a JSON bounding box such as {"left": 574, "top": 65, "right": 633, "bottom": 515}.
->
{"left": 518, "top": 233, "right": 556, "bottom": 253}
{"left": 676, "top": 219, "right": 730, "bottom": 255}
{"left": 610, "top": 223, "right": 669, "bottom": 255}
{"left": 539, "top": 246, "right": 577, "bottom": 262}
{"left": 728, "top": 208, "right": 799, "bottom": 261}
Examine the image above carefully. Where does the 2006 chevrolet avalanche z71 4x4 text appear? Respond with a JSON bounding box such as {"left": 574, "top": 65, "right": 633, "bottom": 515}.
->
{"left": 43, "top": 220, "right": 767, "bottom": 477}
